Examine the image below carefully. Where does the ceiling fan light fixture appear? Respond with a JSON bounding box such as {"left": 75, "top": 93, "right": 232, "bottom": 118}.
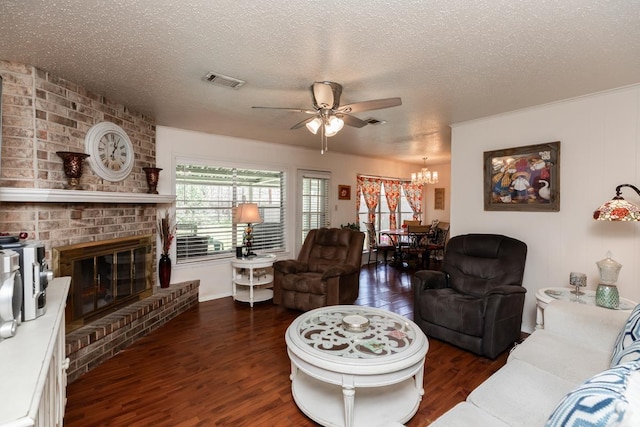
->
{"left": 305, "top": 117, "right": 322, "bottom": 135}
{"left": 325, "top": 116, "right": 344, "bottom": 137}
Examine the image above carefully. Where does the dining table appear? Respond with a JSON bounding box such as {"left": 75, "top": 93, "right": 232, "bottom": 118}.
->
{"left": 379, "top": 228, "right": 433, "bottom": 267}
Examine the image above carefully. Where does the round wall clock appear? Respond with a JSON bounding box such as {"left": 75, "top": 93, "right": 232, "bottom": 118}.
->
{"left": 84, "top": 122, "right": 135, "bottom": 182}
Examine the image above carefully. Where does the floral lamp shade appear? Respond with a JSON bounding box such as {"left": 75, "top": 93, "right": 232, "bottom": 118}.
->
{"left": 593, "top": 184, "right": 640, "bottom": 221}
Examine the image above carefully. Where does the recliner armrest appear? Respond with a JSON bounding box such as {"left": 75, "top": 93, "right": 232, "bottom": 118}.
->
{"left": 322, "top": 264, "right": 359, "bottom": 279}
{"left": 273, "top": 259, "right": 309, "bottom": 274}
{"left": 413, "top": 270, "right": 448, "bottom": 290}
{"left": 484, "top": 285, "right": 527, "bottom": 296}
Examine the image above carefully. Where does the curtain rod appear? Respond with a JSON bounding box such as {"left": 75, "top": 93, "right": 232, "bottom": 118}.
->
{"left": 357, "top": 173, "right": 410, "bottom": 182}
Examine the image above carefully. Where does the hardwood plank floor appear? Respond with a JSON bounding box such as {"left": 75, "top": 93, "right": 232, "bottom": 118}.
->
{"left": 64, "top": 263, "right": 510, "bottom": 427}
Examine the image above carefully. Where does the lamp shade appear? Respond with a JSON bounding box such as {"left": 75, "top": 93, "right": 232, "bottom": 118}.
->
{"left": 234, "top": 203, "right": 263, "bottom": 224}
{"left": 593, "top": 198, "right": 640, "bottom": 221}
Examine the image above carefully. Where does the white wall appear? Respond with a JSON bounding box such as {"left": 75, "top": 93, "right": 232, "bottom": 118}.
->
{"left": 155, "top": 126, "right": 448, "bottom": 302}
{"left": 423, "top": 162, "right": 451, "bottom": 225}
{"left": 451, "top": 84, "right": 640, "bottom": 333}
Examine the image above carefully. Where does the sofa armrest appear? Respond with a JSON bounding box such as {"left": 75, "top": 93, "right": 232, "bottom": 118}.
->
{"left": 273, "top": 259, "right": 308, "bottom": 274}
{"left": 322, "top": 264, "right": 358, "bottom": 279}
{"left": 544, "top": 300, "right": 630, "bottom": 352}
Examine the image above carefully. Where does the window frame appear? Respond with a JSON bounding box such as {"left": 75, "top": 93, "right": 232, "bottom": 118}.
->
{"left": 174, "top": 157, "right": 287, "bottom": 264}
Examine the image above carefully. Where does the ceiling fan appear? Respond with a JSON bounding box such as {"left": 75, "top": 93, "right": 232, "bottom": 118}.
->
{"left": 253, "top": 81, "right": 402, "bottom": 154}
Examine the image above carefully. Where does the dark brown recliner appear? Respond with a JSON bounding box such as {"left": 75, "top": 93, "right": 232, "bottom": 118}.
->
{"left": 413, "top": 233, "right": 527, "bottom": 359}
{"left": 273, "top": 228, "right": 365, "bottom": 311}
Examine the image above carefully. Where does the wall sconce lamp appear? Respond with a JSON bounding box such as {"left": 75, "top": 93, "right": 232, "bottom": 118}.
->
{"left": 593, "top": 184, "right": 640, "bottom": 221}
{"left": 233, "top": 203, "right": 263, "bottom": 256}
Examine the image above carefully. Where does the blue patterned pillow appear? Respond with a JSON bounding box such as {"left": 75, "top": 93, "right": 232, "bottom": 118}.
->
{"left": 612, "top": 340, "right": 640, "bottom": 366}
{"left": 611, "top": 304, "right": 640, "bottom": 368}
{"left": 546, "top": 361, "right": 640, "bottom": 427}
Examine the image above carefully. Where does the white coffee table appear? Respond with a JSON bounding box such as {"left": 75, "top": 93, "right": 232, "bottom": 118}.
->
{"left": 285, "top": 305, "right": 429, "bottom": 427}
{"left": 535, "top": 287, "right": 637, "bottom": 329}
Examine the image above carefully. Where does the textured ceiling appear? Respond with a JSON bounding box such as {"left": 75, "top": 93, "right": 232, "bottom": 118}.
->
{"left": 1, "top": 0, "right": 640, "bottom": 165}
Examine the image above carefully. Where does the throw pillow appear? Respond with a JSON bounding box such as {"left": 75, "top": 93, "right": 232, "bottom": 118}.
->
{"left": 612, "top": 304, "right": 640, "bottom": 368}
{"left": 612, "top": 340, "right": 640, "bottom": 366}
{"left": 546, "top": 361, "right": 640, "bottom": 427}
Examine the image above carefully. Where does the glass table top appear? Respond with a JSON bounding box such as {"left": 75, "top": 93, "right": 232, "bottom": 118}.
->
{"left": 291, "top": 306, "right": 420, "bottom": 360}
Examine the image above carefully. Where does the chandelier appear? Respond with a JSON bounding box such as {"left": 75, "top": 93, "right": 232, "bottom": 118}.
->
{"left": 411, "top": 157, "right": 438, "bottom": 185}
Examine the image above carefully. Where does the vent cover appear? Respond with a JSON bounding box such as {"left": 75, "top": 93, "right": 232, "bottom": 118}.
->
{"left": 365, "top": 118, "right": 387, "bottom": 125}
{"left": 203, "top": 72, "right": 246, "bottom": 89}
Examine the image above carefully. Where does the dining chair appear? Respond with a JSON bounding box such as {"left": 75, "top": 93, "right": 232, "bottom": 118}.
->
{"left": 364, "top": 222, "right": 395, "bottom": 264}
{"left": 424, "top": 222, "right": 450, "bottom": 269}
{"left": 404, "top": 225, "right": 432, "bottom": 267}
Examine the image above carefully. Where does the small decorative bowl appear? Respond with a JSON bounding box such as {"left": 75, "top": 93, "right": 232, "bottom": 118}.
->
{"left": 342, "top": 314, "right": 370, "bottom": 332}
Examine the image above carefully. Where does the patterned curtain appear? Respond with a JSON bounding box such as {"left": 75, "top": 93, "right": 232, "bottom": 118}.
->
{"left": 357, "top": 175, "right": 382, "bottom": 224}
{"left": 402, "top": 181, "right": 423, "bottom": 219}
{"left": 383, "top": 179, "right": 402, "bottom": 229}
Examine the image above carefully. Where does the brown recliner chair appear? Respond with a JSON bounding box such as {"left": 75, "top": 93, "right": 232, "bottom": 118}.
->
{"left": 273, "top": 228, "right": 365, "bottom": 311}
{"left": 413, "top": 233, "right": 527, "bottom": 359}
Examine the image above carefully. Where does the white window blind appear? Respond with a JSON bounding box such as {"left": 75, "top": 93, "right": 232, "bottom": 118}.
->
{"left": 300, "top": 170, "right": 330, "bottom": 244}
{"left": 175, "top": 163, "right": 286, "bottom": 263}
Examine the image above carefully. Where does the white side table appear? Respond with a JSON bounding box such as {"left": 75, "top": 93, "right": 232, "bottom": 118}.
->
{"left": 231, "top": 254, "right": 276, "bottom": 307}
{"left": 535, "top": 287, "right": 637, "bottom": 329}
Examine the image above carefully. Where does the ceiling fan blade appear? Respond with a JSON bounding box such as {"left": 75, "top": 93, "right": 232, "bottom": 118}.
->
{"left": 311, "top": 81, "right": 342, "bottom": 110}
{"left": 338, "top": 97, "right": 402, "bottom": 114}
{"left": 290, "top": 116, "right": 317, "bottom": 130}
{"left": 252, "top": 106, "right": 317, "bottom": 114}
{"left": 338, "top": 113, "right": 368, "bottom": 128}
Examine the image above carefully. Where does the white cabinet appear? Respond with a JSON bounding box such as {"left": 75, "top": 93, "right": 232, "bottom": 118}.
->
{"left": 0, "top": 277, "right": 71, "bottom": 427}
{"left": 231, "top": 255, "right": 276, "bottom": 307}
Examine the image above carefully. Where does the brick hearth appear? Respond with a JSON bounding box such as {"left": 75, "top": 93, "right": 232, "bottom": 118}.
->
{"left": 65, "top": 280, "right": 199, "bottom": 383}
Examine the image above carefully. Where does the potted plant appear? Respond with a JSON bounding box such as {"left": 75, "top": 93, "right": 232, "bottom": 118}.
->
{"left": 157, "top": 210, "right": 176, "bottom": 288}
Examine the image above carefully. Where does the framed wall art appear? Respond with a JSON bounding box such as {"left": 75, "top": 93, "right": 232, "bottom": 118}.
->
{"left": 338, "top": 185, "right": 351, "bottom": 200}
{"left": 484, "top": 141, "right": 560, "bottom": 212}
{"left": 434, "top": 188, "right": 445, "bottom": 210}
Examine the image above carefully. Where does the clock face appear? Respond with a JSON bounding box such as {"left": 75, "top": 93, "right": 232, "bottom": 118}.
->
{"left": 98, "top": 133, "right": 128, "bottom": 171}
{"left": 85, "top": 122, "right": 134, "bottom": 182}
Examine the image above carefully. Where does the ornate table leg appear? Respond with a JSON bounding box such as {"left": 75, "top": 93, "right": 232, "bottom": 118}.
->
{"left": 342, "top": 386, "right": 355, "bottom": 427}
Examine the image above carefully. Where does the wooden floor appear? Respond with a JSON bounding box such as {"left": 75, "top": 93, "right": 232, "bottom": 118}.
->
{"left": 64, "top": 262, "right": 510, "bottom": 427}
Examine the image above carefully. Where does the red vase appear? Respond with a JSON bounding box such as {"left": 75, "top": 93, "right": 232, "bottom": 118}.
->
{"left": 159, "top": 254, "right": 171, "bottom": 288}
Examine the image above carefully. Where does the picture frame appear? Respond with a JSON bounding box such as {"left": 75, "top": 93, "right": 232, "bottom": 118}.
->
{"left": 338, "top": 185, "right": 351, "bottom": 200}
{"left": 434, "top": 188, "right": 445, "bottom": 210}
{"left": 484, "top": 141, "right": 560, "bottom": 212}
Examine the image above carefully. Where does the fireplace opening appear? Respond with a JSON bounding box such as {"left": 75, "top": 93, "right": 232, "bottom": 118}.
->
{"left": 53, "top": 235, "right": 154, "bottom": 332}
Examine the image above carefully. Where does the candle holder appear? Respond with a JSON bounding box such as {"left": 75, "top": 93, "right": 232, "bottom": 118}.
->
{"left": 142, "top": 167, "right": 162, "bottom": 194}
{"left": 56, "top": 151, "right": 90, "bottom": 190}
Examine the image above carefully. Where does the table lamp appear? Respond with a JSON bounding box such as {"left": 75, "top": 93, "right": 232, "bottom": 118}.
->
{"left": 234, "top": 203, "right": 263, "bottom": 257}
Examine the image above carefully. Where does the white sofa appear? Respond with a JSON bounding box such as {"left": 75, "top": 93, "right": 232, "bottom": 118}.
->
{"left": 429, "top": 299, "right": 637, "bottom": 427}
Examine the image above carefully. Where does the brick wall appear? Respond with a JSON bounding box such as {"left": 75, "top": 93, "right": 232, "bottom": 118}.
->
{"left": 0, "top": 60, "right": 158, "bottom": 256}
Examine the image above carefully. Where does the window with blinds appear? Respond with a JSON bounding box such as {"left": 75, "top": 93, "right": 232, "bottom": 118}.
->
{"left": 175, "top": 163, "right": 286, "bottom": 263}
{"left": 300, "top": 171, "right": 330, "bottom": 244}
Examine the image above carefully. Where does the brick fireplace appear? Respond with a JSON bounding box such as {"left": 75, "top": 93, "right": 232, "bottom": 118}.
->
{"left": 0, "top": 61, "right": 200, "bottom": 383}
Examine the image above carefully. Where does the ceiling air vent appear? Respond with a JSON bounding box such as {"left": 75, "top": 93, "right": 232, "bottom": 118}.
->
{"left": 365, "top": 118, "right": 387, "bottom": 125}
{"left": 203, "top": 72, "right": 246, "bottom": 89}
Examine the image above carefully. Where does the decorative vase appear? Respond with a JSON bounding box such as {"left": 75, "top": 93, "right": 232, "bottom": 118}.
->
{"left": 56, "top": 151, "right": 90, "bottom": 190}
{"left": 142, "top": 167, "right": 162, "bottom": 194}
{"left": 159, "top": 253, "right": 171, "bottom": 288}
{"left": 595, "top": 252, "right": 622, "bottom": 309}
{"left": 596, "top": 284, "right": 619, "bottom": 309}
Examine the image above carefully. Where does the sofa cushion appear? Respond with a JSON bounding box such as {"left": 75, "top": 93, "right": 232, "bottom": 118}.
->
{"left": 428, "top": 402, "right": 510, "bottom": 427}
{"left": 546, "top": 361, "right": 640, "bottom": 427}
{"left": 611, "top": 304, "right": 640, "bottom": 367}
{"left": 509, "top": 330, "right": 612, "bottom": 385}
{"left": 468, "top": 359, "right": 576, "bottom": 427}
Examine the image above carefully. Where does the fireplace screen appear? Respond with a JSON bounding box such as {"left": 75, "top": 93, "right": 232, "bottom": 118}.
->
{"left": 54, "top": 235, "right": 154, "bottom": 331}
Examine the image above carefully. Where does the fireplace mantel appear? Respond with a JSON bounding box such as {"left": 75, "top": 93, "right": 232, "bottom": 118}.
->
{"left": 0, "top": 187, "right": 175, "bottom": 204}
